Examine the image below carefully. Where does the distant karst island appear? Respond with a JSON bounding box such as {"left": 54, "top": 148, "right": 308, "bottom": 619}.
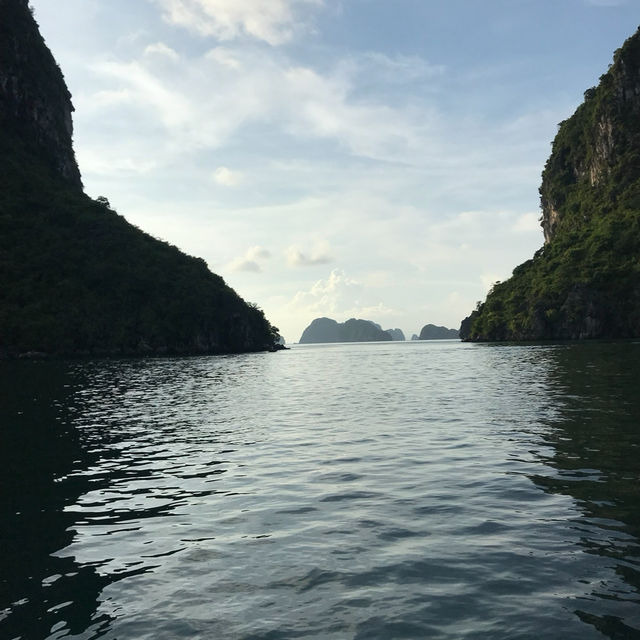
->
{"left": 299, "top": 318, "right": 458, "bottom": 343}
{"left": 299, "top": 318, "right": 394, "bottom": 343}
{"left": 385, "top": 328, "right": 406, "bottom": 341}
{"left": 0, "top": 0, "right": 280, "bottom": 357}
{"left": 418, "top": 324, "right": 459, "bottom": 340}
{"left": 461, "top": 26, "right": 640, "bottom": 341}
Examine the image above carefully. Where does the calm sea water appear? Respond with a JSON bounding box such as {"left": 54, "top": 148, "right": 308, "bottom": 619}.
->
{"left": 1, "top": 341, "right": 639, "bottom": 640}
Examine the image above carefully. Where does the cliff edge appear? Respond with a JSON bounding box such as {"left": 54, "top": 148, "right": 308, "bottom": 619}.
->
{"left": 0, "top": 0, "right": 81, "bottom": 187}
{"left": 460, "top": 26, "right": 640, "bottom": 341}
{"left": 0, "top": 0, "right": 278, "bottom": 356}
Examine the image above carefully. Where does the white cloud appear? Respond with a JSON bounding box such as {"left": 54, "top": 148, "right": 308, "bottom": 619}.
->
{"left": 77, "top": 44, "right": 427, "bottom": 175}
{"left": 213, "top": 166, "right": 244, "bottom": 186}
{"left": 280, "top": 269, "right": 405, "bottom": 341}
{"left": 288, "top": 269, "right": 363, "bottom": 314}
{"left": 347, "top": 302, "right": 399, "bottom": 319}
{"left": 152, "top": 0, "right": 322, "bottom": 45}
{"left": 143, "top": 42, "right": 180, "bottom": 60}
{"left": 341, "top": 52, "right": 445, "bottom": 87}
{"left": 286, "top": 241, "right": 333, "bottom": 266}
{"left": 205, "top": 47, "right": 243, "bottom": 69}
{"left": 231, "top": 259, "right": 261, "bottom": 272}
{"left": 512, "top": 212, "right": 540, "bottom": 233}
{"left": 76, "top": 148, "right": 159, "bottom": 177}
{"left": 229, "top": 245, "right": 271, "bottom": 272}
{"left": 248, "top": 246, "right": 271, "bottom": 260}
{"left": 284, "top": 269, "right": 400, "bottom": 323}
{"left": 91, "top": 58, "right": 193, "bottom": 129}
{"left": 480, "top": 273, "right": 505, "bottom": 292}
{"left": 280, "top": 64, "right": 417, "bottom": 158}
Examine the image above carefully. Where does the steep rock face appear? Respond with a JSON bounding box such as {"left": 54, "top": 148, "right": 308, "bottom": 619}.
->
{"left": 299, "top": 318, "right": 342, "bottom": 343}
{"left": 342, "top": 318, "right": 392, "bottom": 342}
{"left": 540, "top": 31, "right": 640, "bottom": 244}
{"left": 0, "top": 0, "right": 81, "bottom": 187}
{"left": 461, "top": 26, "right": 640, "bottom": 342}
{"left": 0, "top": 0, "right": 277, "bottom": 356}
{"left": 299, "top": 317, "right": 392, "bottom": 343}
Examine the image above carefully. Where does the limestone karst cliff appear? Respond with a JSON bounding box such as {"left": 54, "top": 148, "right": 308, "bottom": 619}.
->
{"left": 0, "top": 0, "right": 81, "bottom": 187}
{"left": 460, "top": 26, "right": 640, "bottom": 341}
{"left": 539, "top": 28, "right": 640, "bottom": 246}
{"left": 299, "top": 318, "right": 393, "bottom": 343}
{"left": 0, "top": 0, "right": 278, "bottom": 356}
{"left": 419, "top": 324, "right": 459, "bottom": 340}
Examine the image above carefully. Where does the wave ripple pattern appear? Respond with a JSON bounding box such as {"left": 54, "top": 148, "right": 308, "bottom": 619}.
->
{"left": 0, "top": 341, "right": 639, "bottom": 639}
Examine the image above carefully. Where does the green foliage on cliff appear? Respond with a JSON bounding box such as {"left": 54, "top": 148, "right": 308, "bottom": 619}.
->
{"left": 0, "top": 0, "right": 277, "bottom": 356}
{"left": 0, "top": 130, "right": 277, "bottom": 356}
{"left": 461, "top": 26, "right": 640, "bottom": 341}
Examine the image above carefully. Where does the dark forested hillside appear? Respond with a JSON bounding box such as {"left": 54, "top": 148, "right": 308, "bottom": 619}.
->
{"left": 0, "top": 0, "right": 278, "bottom": 356}
{"left": 460, "top": 26, "right": 640, "bottom": 341}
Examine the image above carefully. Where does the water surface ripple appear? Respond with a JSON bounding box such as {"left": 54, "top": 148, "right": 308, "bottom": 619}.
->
{"left": 1, "top": 341, "right": 639, "bottom": 639}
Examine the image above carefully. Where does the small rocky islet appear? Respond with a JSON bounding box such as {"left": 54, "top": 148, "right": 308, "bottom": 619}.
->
{"left": 298, "top": 318, "right": 458, "bottom": 343}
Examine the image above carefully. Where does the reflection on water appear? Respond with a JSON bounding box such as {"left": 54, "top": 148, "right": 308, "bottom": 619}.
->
{"left": 0, "top": 362, "right": 114, "bottom": 639}
{"left": 0, "top": 343, "right": 639, "bottom": 639}
{"left": 529, "top": 342, "right": 640, "bottom": 637}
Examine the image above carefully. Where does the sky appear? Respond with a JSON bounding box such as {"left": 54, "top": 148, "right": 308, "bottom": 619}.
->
{"left": 29, "top": 0, "right": 638, "bottom": 342}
